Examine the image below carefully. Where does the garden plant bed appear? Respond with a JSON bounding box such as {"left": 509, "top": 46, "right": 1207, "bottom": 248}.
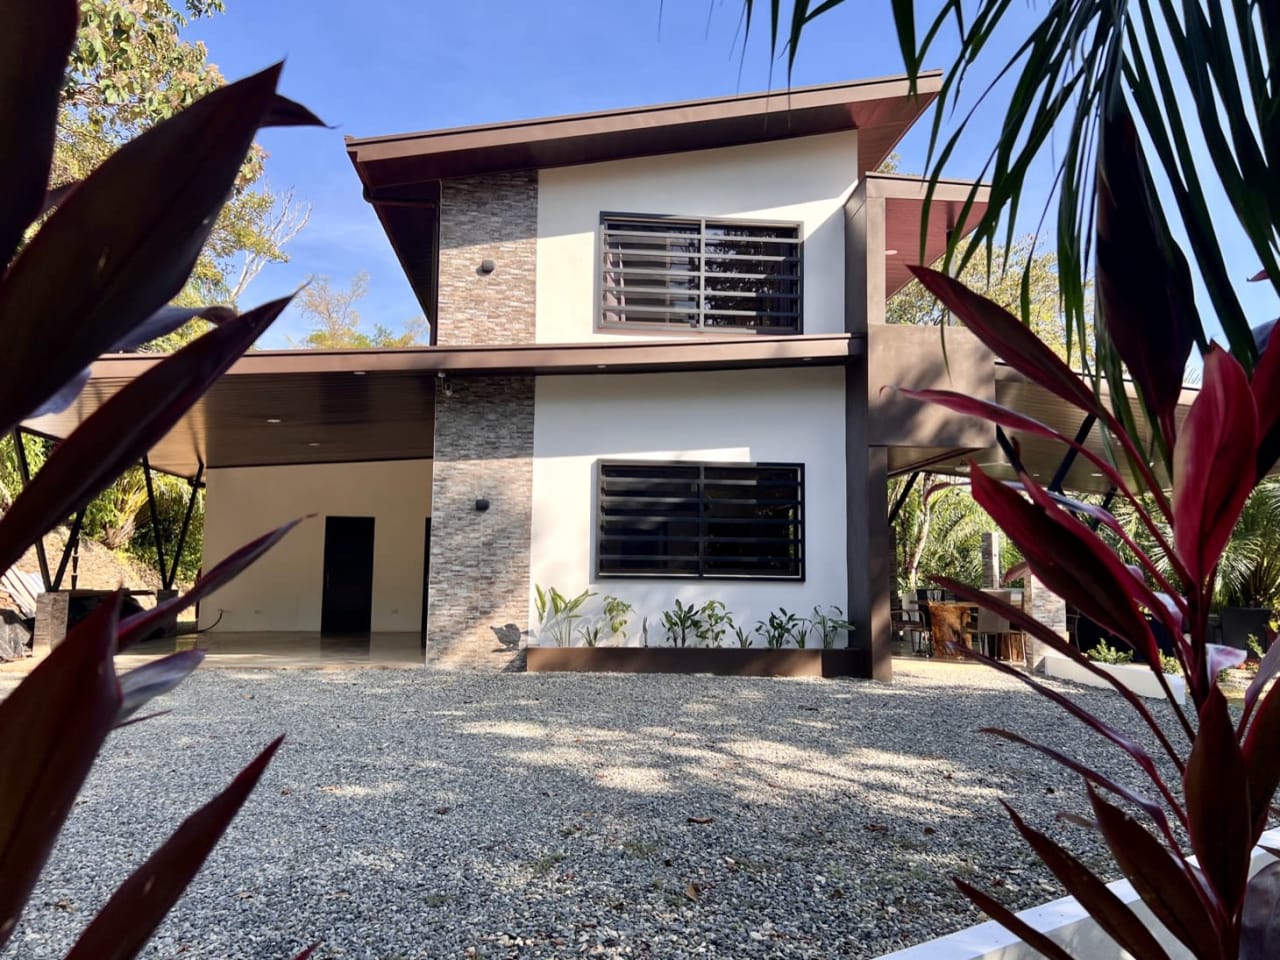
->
{"left": 527, "top": 645, "right": 869, "bottom": 677}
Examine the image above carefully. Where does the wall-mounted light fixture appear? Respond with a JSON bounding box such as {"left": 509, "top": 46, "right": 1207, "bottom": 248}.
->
{"left": 478, "top": 258, "right": 496, "bottom": 275}
{"left": 474, "top": 498, "right": 490, "bottom": 512}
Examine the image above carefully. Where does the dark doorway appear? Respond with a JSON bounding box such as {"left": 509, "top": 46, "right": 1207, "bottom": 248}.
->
{"left": 321, "top": 516, "right": 375, "bottom": 634}
{"left": 420, "top": 517, "right": 431, "bottom": 650}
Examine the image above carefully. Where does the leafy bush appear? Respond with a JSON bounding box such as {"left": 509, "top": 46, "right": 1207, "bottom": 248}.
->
{"left": 1086, "top": 640, "right": 1134, "bottom": 666}
{"left": 756, "top": 608, "right": 801, "bottom": 649}
{"left": 809, "top": 604, "right": 854, "bottom": 649}
{"left": 532, "top": 585, "right": 594, "bottom": 647}
{"left": 601, "top": 595, "right": 632, "bottom": 643}
{"left": 661, "top": 598, "right": 700, "bottom": 648}
{"left": 0, "top": 2, "right": 322, "bottom": 955}
{"left": 695, "top": 600, "right": 730, "bottom": 648}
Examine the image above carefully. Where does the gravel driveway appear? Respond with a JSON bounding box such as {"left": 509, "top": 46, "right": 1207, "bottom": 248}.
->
{"left": 2, "top": 661, "right": 1179, "bottom": 959}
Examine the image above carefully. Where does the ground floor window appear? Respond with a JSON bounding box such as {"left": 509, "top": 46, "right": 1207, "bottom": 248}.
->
{"left": 596, "top": 460, "right": 804, "bottom": 580}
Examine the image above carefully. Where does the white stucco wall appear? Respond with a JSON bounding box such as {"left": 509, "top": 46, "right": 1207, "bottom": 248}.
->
{"left": 529, "top": 368, "right": 846, "bottom": 643}
{"left": 535, "top": 131, "right": 858, "bottom": 343}
{"left": 198, "top": 460, "right": 432, "bottom": 633}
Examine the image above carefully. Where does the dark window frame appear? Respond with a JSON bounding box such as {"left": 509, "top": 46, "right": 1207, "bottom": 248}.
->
{"left": 597, "top": 213, "right": 804, "bottom": 335}
{"left": 594, "top": 459, "right": 805, "bottom": 582}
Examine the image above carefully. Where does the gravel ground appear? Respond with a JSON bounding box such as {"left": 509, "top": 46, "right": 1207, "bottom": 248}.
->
{"left": 1, "top": 661, "right": 1182, "bottom": 959}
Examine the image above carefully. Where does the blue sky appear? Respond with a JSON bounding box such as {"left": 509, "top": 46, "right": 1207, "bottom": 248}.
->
{"left": 185, "top": 1, "right": 1275, "bottom": 350}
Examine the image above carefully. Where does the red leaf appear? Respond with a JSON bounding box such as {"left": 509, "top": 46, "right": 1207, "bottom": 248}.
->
{"left": 1173, "top": 347, "right": 1258, "bottom": 587}
{"left": 1003, "top": 804, "right": 1175, "bottom": 960}
{"left": 1186, "top": 686, "right": 1254, "bottom": 915}
{"left": 908, "top": 267, "right": 1102, "bottom": 417}
{"left": 1242, "top": 862, "right": 1280, "bottom": 960}
{"left": 117, "top": 519, "right": 302, "bottom": 649}
{"left": 0, "top": 0, "right": 78, "bottom": 267}
{"left": 1096, "top": 101, "right": 1198, "bottom": 441}
{"left": 1242, "top": 682, "right": 1280, "bottom": 839}
{"left": 953, "top": 879, "right": 1076, "bottom": 960}
{"left": 0, "top": 65, "right": 319, "bottom": 435}
{"left": 1252, "top": 324, "right": 1280, "bottom": 479}
{"left": 0, "top": 298, "right": 289, "bottom": 578}
{"left": 63, "top": 738, "right": 284, "bottom": 960}
{"left": 117, "top": 650, "right": 205, "bottom": 725}
{"left": 1086, "top": 785, "right": 1227, "bottom": 958}
{"left": 970, "top": 465, "right": 1157, "bottom": 659}
{"left": 1246, "top": 636, "right": 1280, "bottom": 713}
{"left": 0, "top": 594, "right": 122, "bottom": 950}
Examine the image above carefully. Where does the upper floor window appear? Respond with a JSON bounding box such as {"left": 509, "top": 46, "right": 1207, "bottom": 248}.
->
{"left": 600, "top": 215, "right": 802, "bottom": 334}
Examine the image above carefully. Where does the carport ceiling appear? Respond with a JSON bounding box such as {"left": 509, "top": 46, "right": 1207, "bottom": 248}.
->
{"left": 27, "top": 365, "right": 437, "bottom": 478}
{"left": 24, "top": 335, "right": 858, "bottom": 479}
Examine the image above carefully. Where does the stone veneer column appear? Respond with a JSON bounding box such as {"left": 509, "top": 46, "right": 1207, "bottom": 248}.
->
{"left": 427, "top": 171, "right": 537, "bottom": 669}
{"left": 436, "top": 172, "right": 537, "bottom": 346}
{"left": 427, "top": 377, "right": 534, "bottom": 669}
{"left": 980, "top": 531, "right": 1001, "bottom": 589}
{"left": 1024, "top": 573, "right": 1067, "bottom": 672}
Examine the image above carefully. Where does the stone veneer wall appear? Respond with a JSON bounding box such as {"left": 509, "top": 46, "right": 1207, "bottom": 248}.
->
{"left": 1025, "top": 573, "right": 1067, "bottom": 671}
{"left": 436, "top": 172, "right": 538, "bottom": 346}
{"left": 427, "top": 171, "right": 537, "bottom": 668}
{"left": 427, "top": 377, "right": 534, "bottom": 669}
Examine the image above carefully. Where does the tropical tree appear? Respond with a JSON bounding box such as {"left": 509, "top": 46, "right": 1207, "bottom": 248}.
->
{"left": 295, "top": 272, "right": 428, "bottom": 349}
{"left": 888, "top": 238, "right": 1087, "bottom": 365}
{"left": 59, "top": 0, "right": 310, "bottom": 341}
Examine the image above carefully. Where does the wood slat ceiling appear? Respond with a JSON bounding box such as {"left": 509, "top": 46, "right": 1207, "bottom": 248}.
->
{"left": 22, "top": 337, "right": 857, "bottom": 479}
{"left": 27, "top": 369, "right": 437, "bottom": 478}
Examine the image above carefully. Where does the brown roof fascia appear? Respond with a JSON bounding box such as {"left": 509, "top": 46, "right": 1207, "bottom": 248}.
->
{"left": 83, "top": 334, "right": 862, "bottom": 381}
{"left": 345, "top": 73, "right": 942, "bottom": 187}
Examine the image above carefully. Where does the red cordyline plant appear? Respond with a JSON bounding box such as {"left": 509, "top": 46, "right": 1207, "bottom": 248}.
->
{"left": 897, "top": 98, "right": 1280, "bottom": 958}
{"left": 0, "top": 0, "right": 320, "bottom": 955}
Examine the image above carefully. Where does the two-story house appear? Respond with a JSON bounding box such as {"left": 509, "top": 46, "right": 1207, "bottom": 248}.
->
{"left": 30, "top": 73, "right": 1028, "bottom": 679}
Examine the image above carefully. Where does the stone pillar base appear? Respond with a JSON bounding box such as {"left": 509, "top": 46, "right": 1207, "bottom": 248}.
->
{"left": 33, "top": 591, "right": 70, "bottom": 653}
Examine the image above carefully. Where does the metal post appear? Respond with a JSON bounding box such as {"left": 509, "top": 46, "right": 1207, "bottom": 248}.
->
{"left": 141, "top": 454, "right": 167, "bottom": 584}
{"left": 888, "top": 471, "right": 920, "bottom": 525}
{"left": 52, "top": 509, "right": 84, "bottom": 591}
{"left": 1048, "top": 414, "right": 1097, "bottom": 494}
{"left": 12, "top": 429, "right": 51, "bottom": 590}
{"left": 165, "top": 464, "right": 204, "bottom": 590}
{"left": 1089, "top": 486, "right": 1118, "bottom": 531}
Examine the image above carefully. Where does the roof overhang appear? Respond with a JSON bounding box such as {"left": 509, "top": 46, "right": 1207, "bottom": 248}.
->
{"left": 23, "top": 335, "right": 860, "bottom": 479}
{"left": 348, "top": 75, "right": 942, "bottom": 321}
{"left": 856, "top": 173, "right": 992, "bottom": 300}
{"left": 347, "top": 73, "right": 942, "bottom": 189}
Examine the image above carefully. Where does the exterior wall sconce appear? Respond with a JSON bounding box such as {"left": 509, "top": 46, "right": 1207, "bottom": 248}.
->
{"left": 475, "top": 498, "right": 490, "bottom": 512}
{"left": 478, "top": 258, "right": 496, "bottom": 275}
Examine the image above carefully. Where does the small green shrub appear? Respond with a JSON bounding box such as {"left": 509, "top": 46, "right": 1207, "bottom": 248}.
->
{"left": 1248, "top": 633, "right": 1267, "bottom": 661}
{"left": 661, "top": 598, "right": 701, "bottom": 647}
{"left": 697, "top": 600, "right": 730, "bottom": 648}
{"left": 1086, "top": 639, "right": 1134, "bottom": 665}
{"left": 810, "top": 604, "right": 855, "bottom": 649}
{"left": 601, "top": 595, "right": 633, "bottom": 643}
{"left": 757, "top": 608, "right": 801, "bottom": 649}
{"left": 576, "top": 619, "right": 604, "bottom": 648}
{"left": 533, "top": 585, "right": 594, "bottom": 647}
{"left": 1159, "top": 652, "right": 1183, "bottom": 676}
